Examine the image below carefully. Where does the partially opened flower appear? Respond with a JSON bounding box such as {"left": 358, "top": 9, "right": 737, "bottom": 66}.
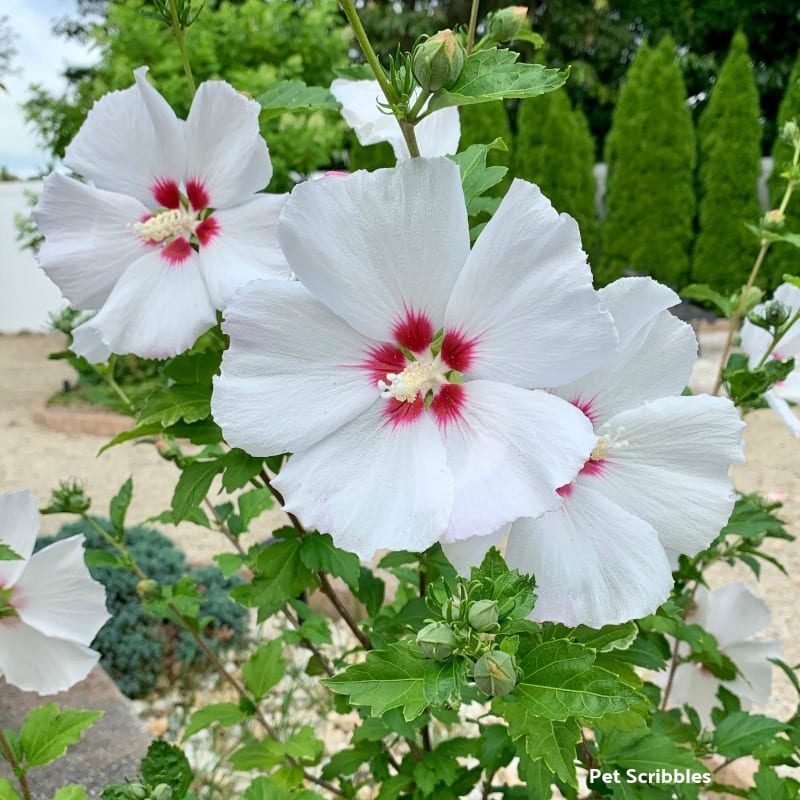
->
{"left": 331, "top": 78, "right": 460, "bottom": 162}
{"left": 213, "top": 157, "right": 618, "bottom": 558}
{"left": 667, "top": 583, "right": 781, "bottom": 726}
{"left": 741, "top": 282, "right": 800, "bottom": 437}
{"left": 444, "top": 278, "right": 745, "bottom": 628}
{"left": 33, "top": 67, "right": 289, "bottom": 362}
{"left": 0, "top": 491, "right": 110, "bottom": 695}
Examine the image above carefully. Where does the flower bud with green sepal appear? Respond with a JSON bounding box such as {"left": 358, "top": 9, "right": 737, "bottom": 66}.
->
{"left": 136, "top": 578, "right": 162, "bottom": 602}
{"left": 412, "top": 30, "right": 466, "bottom": 94}
{"left": 474, "top": 650, "right": 517, "bottom": 696}
{"left": 782, "top": 119, "right": 800, "bottom": 147}
{"left": 417, "top": 620, "right": 457, "bottom": 660}
{"left": 151, "top": 785, "right": 174, "bottom": 800}
{"left": 467, "top": 598, "right": 500, "bottom": 632}
{"left": 766, "top": 300, "right": 791, "bottom": 328}
{"left": 43, "top": 479, "right": 91, "bottom": 515}
{"left": 487, "top": 6, "right": 528, "bottom": 42}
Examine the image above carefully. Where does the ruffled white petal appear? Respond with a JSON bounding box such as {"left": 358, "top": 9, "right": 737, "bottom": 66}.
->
{"left": 32, "top": 173, "right": 152, "bottom": 309}
{"left": 0, "top": 619, "right": 99, "bottom": 695}
{"left": 198, "top": 194, "right": 290, "bottom": 309}
{"left": 213, "top": 279, "right": 379, "bottom": 454}
{"left": 441, "top": 381, "right": 595, "bottom": 542}
{"left": 414, "top": 105, "right": 460, "bottom": 159}
{"left": 506, "top": 484, "right": 672, "bottom": 627}
{"left": 765, "top": 390, "right": 800, "bottom": 436}
{"left": 556, "top": 280, "right": 697, "bottom": 424}
{"left": 14, "top": 536, "right": 109, "bottom": 645}
{"left": 444, "top": 179, "right": 617, "bottom": 388}
{"left": 584, "top": 395, "right": 744, "bottom": 556}
{"left": 64, "top": 66, "right": 185, "bottom": 206}
{"left": 185, "top": 81, "right": 273, "bottom": 207}
{"left": 71, "top": 323, "right": 112, "bottom": 365}
{"left": 693, "top": 582, "right": 771, "bottom": 646}
{"left": 273, "top": 403, "right": 453, "bottom": 559}
{"left": 278, "top": 157, "right": 470, "bottom": 342}
{"left": 70, "top": 250, "right": 216, "bottom": 360}
{"left": 441, "top": 526, "right": 508, "bottom": 577}
{"left": 725, "top": 639, "right": 782, "bottom": 706}
{"left": 0, "top": 491, "right": 39, "bottom": 589}
{"left": 331, "top": 79, "right": 403, "bottom": 149}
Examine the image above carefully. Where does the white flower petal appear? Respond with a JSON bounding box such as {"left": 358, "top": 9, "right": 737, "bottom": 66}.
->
{"left": 14, "top": 536, "right": 110, "bottom": 645}
{"left": 71, "top": 324, "right": 112, "bottom": 365}
{"left": 765, "top": 390, "right": 800, "bottom": 436}
{"left": 740, "top": 317, "right": 773, "bottom": 366}
{"left": 213, "top": 279, "right": 380, "bottom": 454}
{"left": 0, "top": 619, "right": 99, "bottom": 695}
{"left": 415, "top": 106, "right": 460, "bottom": 159}
{"left": 70, "top": 250, "right": 216, "bottom": 360}
{"left": 668, "top": 664, "right": 720, "bottom": 726}
{"left": 444, "top": 179, "right": 617, "bottom": 388}
{"left": 506, "top": 484, "right": 673, "bottom": 627}
{"left": 278, "top": 157, "right": 470, "bottom": 342}
{"left": 694, "top": 582, "right": 772, "bottom": 646}
{"left": 331, "top": 79, "right": 403, "bottom": 149}
{"left": 557, "top": 281, "right": 697, "bottom": 424}
{"left": 585, "top": 395, "right": 744, "bottom": 555}
{"left": 32, "top": 173, "right": 152, "bottom": 309}
{"left": 0, "top": 491, "right": 38, "bottom": 589}
{"left": 441, "top": 527, "right": 508, "bottom": 577}
{"left": 440, "top": 381, "right": 595, "bottom": 542}
{"left": 64, "top": 66, "right": 185, "bottom": 206}
{"left": 725, "top": 639, "right": 782, "bottom": 706}
{"left": 273, "top": 403, "right": 453, "bottom": 559}
{"left": 185, "top": 81, "right": 273, "bottom": 208}
{"left": 198, "top": 194, "right": 290, "bottom": 309}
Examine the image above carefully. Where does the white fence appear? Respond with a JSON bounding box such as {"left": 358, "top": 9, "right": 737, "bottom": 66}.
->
{"left": 0, "top": 181, "right": 65, "bottom": 333}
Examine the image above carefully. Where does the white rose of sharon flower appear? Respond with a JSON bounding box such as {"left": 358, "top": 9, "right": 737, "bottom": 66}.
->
{"left": 212, "top": 157, "right": 618, "bottom": 559}
{"left": 32, "top": 66, "right": 290, "bottom": 362}
{"left": 0, "top": 491, "right": 110, "bottom": 695}
{"left": 668, "top": 583, "right": 782, "bottom": 726}
{"left": 740, "top": 282, "right": 800, "bottom": 438}
{"left": 444, "top": 277, "right": 746, "bottom": 628}
{"left": 330, "top": 78, "right": 460, "bottom": 162}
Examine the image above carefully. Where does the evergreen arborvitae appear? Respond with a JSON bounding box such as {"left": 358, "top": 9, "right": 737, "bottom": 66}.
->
{"left": 600, "top": 37, "right": 696, "bottom": 288}
{"left": 459, "top": 100, "right": 513, "bottom": 194}
{"left": 513, "top": 89, "right": 599, "bottom": 260}
{"left": 765, "top": 50, "right": 800, "bottom": 288}
{"left": 692, "top": 31, "right": 762, "bottom": 293}
{"left": 347, "top": 133, "right": 395, "bottom": 172}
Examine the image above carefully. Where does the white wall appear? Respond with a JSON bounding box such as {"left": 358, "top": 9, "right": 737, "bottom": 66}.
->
{"left": 0, "top": 181, "right": 66, "bottom": 333}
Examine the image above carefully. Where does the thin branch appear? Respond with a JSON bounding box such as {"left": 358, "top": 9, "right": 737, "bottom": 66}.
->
{"left": 0, "top": 728, "right": 32, "bottom": 800}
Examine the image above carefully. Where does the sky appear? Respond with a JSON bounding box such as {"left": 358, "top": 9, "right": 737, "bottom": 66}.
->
{"left": 0, "top": 0, "right": 98, "bottom": 178}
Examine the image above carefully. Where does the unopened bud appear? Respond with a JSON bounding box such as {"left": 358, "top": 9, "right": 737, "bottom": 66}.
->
{"left": 765, "top": 300, "right": 790, "bottom": 327}
{"left": 136, "top": 579, "right": 161, "bottom": 602}
{"left": 441, "top": 597, "right": 461, "bottom": 623}
{"left": 417, "top": 621, "right": 457, "bottom": 660}
{"left": 782, "top": 119, "right": 800, "bottom": 147}
{"left": 44, "top": 480, "right": 91, "bottom": 515}
{"left": 474, "top": 650, "right": 517, "bottom": 696}
{"left": 412, "top": 30, "right": 466, "bottom": 94}
{"left": 467, "top": 599, "right": 500, "bottom": 631}
{"left": 487, "top": 6, "right": 528, "bottom": 42}
{"left": 126, "top": 785, "right": 148, "bottom": 800}
{"left": 151, "top": 785, "right": 173, "bottom": 800}
{"left": 763, "top": 209, "right": 785, "bottom": 228}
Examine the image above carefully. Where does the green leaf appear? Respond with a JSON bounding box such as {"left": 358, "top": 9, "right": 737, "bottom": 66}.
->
{"left": 448, "top": 139, "right": 509, "bottom": 206}
{"left": 221, "top": 450, "right": 263, "bottom": 492}
{"left": 163, "top": 349, "right": 222, "bottom": 384}
{"left": 214, "top": 552, "right": 244, "bottom": 579}
{"left": 300, "top": 532, "right": 360, "bottom": 589}
{"left": 109, "top": 477, "right": 133, "bottom": 537}
{"left": 227, "top": 487, "right": 275, "bottom": 535}
{"left": 469, "top": 547, "right": 536, "bottom": 621}
{"left": 183, "top": 702, "right": 247, "bottom": 740}
{"left": 713, "top": 711, "right": 787, "bottom": 758}
{"left": 19, "top": 705, "right": 103, "bottom": 767}
{"left": 722, "top": 354, "right": 795, "bottom": 409}
{"left": 171, "top": 459, "right": 225, "bottom": 522}
{"left": 257, "top": 80, "right": 340, "bottom": 119}
{"left": 428, "top": 49, "right": 566, "bottom": 111}
{"left": 0, "top": 781, "right": 20, "bottom": 800}
{"left": 140, "top": 740, "right": 192, "bottom": 800}
{"left": 599, "top": 729, "right": 708, "bottom": 782}
{"left": 353, "top": 567, "right": 384, "bottom": 616}
{"left": 506, "top": 639, "right": 643, "bottom": 720}
{"left": 323, "top": 642, "right": 452, "bottom": 721}
{"left": 0, "top": 543, "right": 22, "bottom": 561}
{"left": 231, "top": 727, "right": 322, "bottom": 770}
{"left": 83, "top": 549, "right": 125, "bottom": 568}
{"left": 138, "top": 384, "right": 212, "bottom": 428}
{"left": 321, "top": 741, "right": 382, "bottom": 779}
{"left": 242, "top": 641, "right": 286, "bottom": 701}
{"left": 52, "top": 787, "right": 90, "bottom": 800}
{"left": 680, "top": 284, "right": 733, "bottom": 316}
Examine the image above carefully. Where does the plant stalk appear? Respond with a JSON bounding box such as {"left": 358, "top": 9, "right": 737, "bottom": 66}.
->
{"left": 466, "top": 0, "right": 480, "bottom": 54}
{"left": 0, "top": 729, "right": 32, "bottom": 800}
{"left": 168, "top": 0, "right": 197, "bottom": 96}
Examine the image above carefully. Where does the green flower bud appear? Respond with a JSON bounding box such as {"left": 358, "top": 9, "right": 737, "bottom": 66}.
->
{"left": 765, "top": 300, "right": 790, "bottom": 327}
{"left": 474, "top": 650, "right": 517, "bottom": 696}
{"left": 44, "top": 480, "right": 91, "bottom": 515}
{"left": 136, "top": 579, "right": 161, "bottom": 602}
{"left": 417, "top": 621, "right": 457, "bottom": 660}
{"left": 151, "top": 785, "right": 174, "bottom": 800}
{"left": 467, "top": 598, "right": 500, "bottom": 631}
{"left": 441, "top": 597, "right": 461, "bottom": 623}
{"left": 412, "top": 30, "right": 466, "bottom": 94}
{"left": 782, "top": 119, "right": 800, "bottom": 147}
{"left": 126, "top": 785, "right": 148, "bottom": 800}
{"left": 487, "top": 6, "right": 529, "bottom": 42}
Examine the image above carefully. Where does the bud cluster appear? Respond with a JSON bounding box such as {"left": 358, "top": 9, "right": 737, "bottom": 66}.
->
{"left": 42, "top": 479, "right": 91, "bottom": 515}
{"left": 747, "top": 298, "right": 793, "bottom": 333}
{"left": 415, "top": 583, "right": 518, "bottom": 697}
{"left": 118, "top": 784, "right": 173, "bottom": 800}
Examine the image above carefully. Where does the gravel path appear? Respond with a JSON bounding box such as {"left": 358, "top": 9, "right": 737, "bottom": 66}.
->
{"left": 1, "top": 330, "right": 798, "bottom": 721}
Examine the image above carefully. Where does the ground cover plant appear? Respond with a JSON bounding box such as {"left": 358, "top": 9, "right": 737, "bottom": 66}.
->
{"left": 2, "top": 2, "right": 800, "bottom": 799}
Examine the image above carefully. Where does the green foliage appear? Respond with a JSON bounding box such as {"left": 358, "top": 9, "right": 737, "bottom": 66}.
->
{"left": 766, "top": 49, "right": 800, "bottom": 288}
{"left": 692, "top": 32, "right": 762, "bottom": 292}
{"left": 38, "top": 519, "right": 247, "bottom": 698}
{"left": 458, "top": 101, "right": 512, "bottom": 196}
{"left": 347, "top": 134, "right": 395, "bottom": 172}
{"left": 19, "top": 705, "right": 102, "bottom": 767}
{"left": 601, "top": 38, "right": 696, "bottom": 288}
{"left": 722, "top": 352, "right": 795, "bottom": 411}
{"left": 140, "top": 741, "right": 192, "bottom": 799}
{"left": 514, "top": 88, "right": 599, "bottom": 259}
{"left": 23, "top": 0, "right": 350, "bottom": 191}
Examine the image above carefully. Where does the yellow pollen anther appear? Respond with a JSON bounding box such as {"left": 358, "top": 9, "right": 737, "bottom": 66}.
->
{"left": 378, "top": 358, "right": 445, "bottom": 403}
{"left": 135, "top": 208, "right": 197, "bottom": 242}
{"left": 590, "top": 436, "right": 608, "bottom": 461}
